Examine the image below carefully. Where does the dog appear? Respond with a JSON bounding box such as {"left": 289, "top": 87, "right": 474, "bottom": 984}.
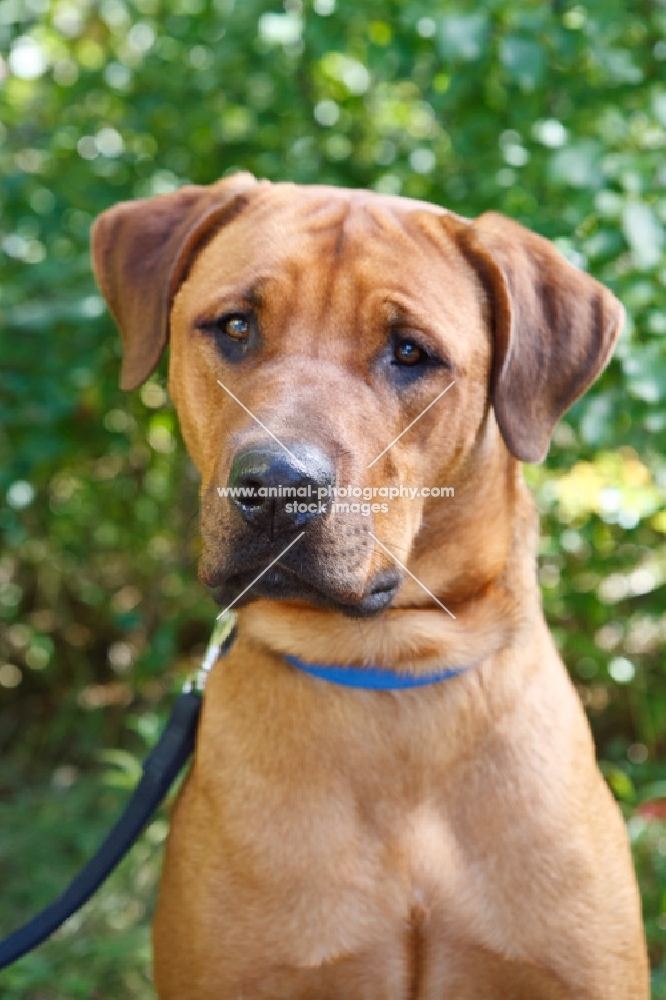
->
{"left": 92, "top": 173, "right": 649, "bottom": 999}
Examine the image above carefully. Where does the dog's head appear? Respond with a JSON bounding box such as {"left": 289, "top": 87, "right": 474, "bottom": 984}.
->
{"left": 92, "top": 174, "right": 623, "bottom": 618}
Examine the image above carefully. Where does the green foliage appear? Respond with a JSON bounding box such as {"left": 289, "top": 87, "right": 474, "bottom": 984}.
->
{"left": 1, "top": 0, "right": 666, "bottom": 993}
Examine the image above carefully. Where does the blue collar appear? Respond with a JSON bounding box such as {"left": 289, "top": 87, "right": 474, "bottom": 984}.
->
{"left": 284, "top": 654, "right": 469, "bottom": 690}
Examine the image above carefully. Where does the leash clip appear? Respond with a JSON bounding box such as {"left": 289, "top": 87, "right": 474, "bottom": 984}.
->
{"left": 183, "top": 613, "right": 236, "bottom": 694}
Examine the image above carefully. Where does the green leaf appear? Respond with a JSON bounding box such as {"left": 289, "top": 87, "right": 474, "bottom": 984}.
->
{"left": 622, "top": 201, "right": 664, "bottom": 271}
{"left": 499, "top": 36, "right": 545, "bottom": 90}
{"left": 437, "top": 11, "right": 489, "bottom": 62}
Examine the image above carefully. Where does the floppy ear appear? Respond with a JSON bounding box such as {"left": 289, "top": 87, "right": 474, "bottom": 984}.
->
{"left": 458, "top": 212, "right": 624, "bottom": 463}
{"left": 91, "top": 172, "right": 259, "bottom": 390}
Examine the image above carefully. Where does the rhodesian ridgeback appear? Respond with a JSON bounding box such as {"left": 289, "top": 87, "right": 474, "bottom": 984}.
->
{"left": 92, "top": 173, "right": 648, "bottom": 999}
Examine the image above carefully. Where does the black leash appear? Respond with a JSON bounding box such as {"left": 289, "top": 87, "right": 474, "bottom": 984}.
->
{"left": 0, "top": 691, "right": 201, "bottom": 971}
{"left": 0, "top": 616, "right": 234, "bottom": 973}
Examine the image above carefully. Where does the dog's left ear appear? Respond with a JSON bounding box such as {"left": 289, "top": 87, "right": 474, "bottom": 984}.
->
{"left": 458, "top": 212, "right": 624, "bottom": 463}
{"left": 91, "top": 172, "right": 259, "bottom": 390}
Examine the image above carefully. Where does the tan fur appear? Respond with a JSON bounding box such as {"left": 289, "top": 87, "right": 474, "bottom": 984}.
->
{"left": 91, "top": 176, "right": 648, "bottom": 998}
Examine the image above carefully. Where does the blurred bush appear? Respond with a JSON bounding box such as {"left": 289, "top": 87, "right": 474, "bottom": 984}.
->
{"left": 1, "top": 0, "right": 666, "bottom": 993}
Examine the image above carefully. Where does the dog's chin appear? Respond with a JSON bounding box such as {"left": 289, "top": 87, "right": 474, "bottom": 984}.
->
{"left": 209, "top": 565, "right": 400, "bottom": 618}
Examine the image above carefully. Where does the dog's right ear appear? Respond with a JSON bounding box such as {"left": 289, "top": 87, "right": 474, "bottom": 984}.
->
{"left": 91, "top": 172, "right": 259, "bottom": 390}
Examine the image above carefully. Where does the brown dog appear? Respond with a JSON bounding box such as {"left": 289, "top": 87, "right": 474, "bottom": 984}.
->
{"left": 92, "top": 174, "right": 648, "bottom": 999}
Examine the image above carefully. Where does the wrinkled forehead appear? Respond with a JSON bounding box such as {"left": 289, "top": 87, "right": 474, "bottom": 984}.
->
{"left": 189, "top": 183, "right": 474, "bottom": 295}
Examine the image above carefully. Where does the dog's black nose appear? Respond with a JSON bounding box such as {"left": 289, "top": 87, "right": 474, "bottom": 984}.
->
{"left": 227, "top": 443, "right": 335, "bottom": 533}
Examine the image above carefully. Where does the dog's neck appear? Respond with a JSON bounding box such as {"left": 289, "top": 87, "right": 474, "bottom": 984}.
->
{"left": 237, "top": 454, "right": 540, "bottom": 675}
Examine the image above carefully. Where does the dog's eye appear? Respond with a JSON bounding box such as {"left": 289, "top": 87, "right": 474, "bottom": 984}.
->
{"left": 219, "top": 314, "right": 250, "bottom": 341}
{"left": 197, "top": 310, "right": 257, "bottom": 361}
{"left": 393, "top": 338, "right": 428, "bottom": 367}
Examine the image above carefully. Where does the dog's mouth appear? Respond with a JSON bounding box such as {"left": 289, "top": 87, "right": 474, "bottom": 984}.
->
{"left": 209, "top": 563, "right": 401, "bottom": 618}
